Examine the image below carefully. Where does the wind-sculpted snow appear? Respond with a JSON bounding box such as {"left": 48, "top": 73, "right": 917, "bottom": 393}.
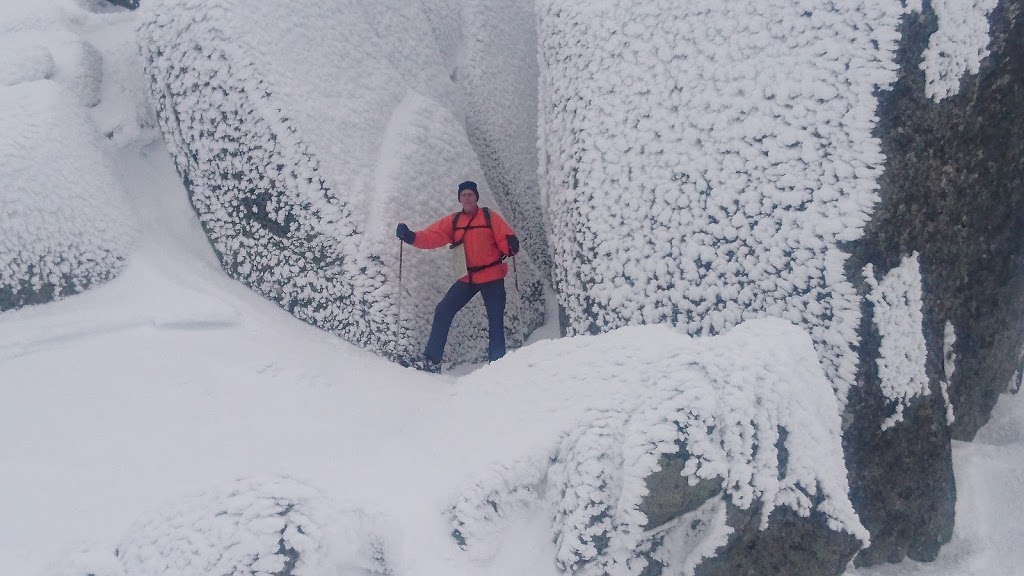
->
{"left": 864, "top": 253, "right": 930, "bottom": 430}
{"left": 138, "top": 0, "right": 545, "bottom": 364}
{"left": 537, "top": 0, "right": 915, "bottom": 405}
{"left": 449, "top": 318, "right": 868, "bottom": 576}
{"left": 0, "top": 81, "right": 136, "bottom": 312}
{"left": 60, "top": 477, "right": 392, "bottom": 576}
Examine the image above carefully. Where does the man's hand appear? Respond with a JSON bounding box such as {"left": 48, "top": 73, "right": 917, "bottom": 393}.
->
{"left": 506, "top": 234, "right": 520, "bottom": 256}
{"left": 396, "top": 223, "right": 415, "bottom": 244}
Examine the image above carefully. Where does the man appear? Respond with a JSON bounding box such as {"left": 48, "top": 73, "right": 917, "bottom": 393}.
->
{"left": 396, "top": 180, "right": 520, "bottom": 372}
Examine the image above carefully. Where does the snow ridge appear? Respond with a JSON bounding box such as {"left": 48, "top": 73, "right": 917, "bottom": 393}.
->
{"left": 537, "top": 0, "right": 912, "bottom": 405}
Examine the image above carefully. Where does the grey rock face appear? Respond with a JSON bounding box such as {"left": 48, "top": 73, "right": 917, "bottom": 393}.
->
{"left": 844, "top": 0, "right": 1023, "bottom": 566}
{"left": 640, "top": 450, "right": 861, "bottom": 576}
{"left": 694, "top": 505, "right": 861, "bottom": 576}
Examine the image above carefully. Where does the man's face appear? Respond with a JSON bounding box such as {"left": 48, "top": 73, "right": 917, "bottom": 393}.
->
{"left": 459, "top": 188, "right": 478, "bottom": 211}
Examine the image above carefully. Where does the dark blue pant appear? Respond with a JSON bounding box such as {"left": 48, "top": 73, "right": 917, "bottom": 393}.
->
{"left": 425, "top": 278, "right": 506, "bottom": 363}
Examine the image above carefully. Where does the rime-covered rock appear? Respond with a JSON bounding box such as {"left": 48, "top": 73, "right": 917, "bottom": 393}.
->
{"left": 537, "top": 0, "right": 1023, "bottom": 570}
{"left": 138, "top": 0, "right": 546, "bottom": 365}
{"left": 449, "top": 319, "right": 867, "bottom": 576}
{"left": 0, "top": 80, "right": 136, "bottom": 312}
{"left": 0, "top": 1, "right": 150, "bottom": 313}
{"left": 843, "top": 0, "right": 1024, "bottom": 565}
{"left": 59, "top": 477, "right": 391, "bottom": 576}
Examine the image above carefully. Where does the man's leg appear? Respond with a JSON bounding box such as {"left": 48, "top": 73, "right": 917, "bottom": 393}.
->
{"left": 424, "top": 280, "right": 478, "bottom": 362}
{"left": 480, "top": 278, "right": 507, "bottom": 361}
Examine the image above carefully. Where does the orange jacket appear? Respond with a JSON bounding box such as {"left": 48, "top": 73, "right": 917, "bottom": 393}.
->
{"left": 412, "top": 207, "right": 516, "bottom": 284}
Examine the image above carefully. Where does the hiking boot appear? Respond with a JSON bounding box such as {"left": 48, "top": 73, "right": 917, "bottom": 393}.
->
{"left": 400, "top": 356, "right": 441, "bottom": 374}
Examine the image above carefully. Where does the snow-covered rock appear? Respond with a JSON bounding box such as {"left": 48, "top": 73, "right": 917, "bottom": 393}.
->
{"left": 535, "top": 0, "right": 1021, "bottom": 568}
{"left": 138, "top": 0, "right": 546, "bottom": 365}
{"left": 843, "top": 0, "right": 1023, "bottom": 565}
{"left": 0, "top": 80, "right": 136, "bottom": 312}
{"left": 449, "top": 318, "right": 867, "bottom": 576}
{"left": 0, "top": 0, "right": 155, "bottom": 313}
{"left": 60, "top": 477, "right": 392, "bottom": 576}
{"left": 537, "top": 0, "right": 906, "bottom": 406}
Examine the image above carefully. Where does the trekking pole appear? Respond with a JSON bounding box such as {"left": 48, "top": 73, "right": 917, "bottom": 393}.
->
{"left": 395, "top": 240, "right": 404, "bottom": 360}
{"left": 513, "top": 255, "right": 525, "bottom": 348}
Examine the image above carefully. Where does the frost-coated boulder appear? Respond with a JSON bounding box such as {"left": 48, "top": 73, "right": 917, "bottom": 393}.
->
{"left": 59, "top": 477, "right": 391, "bottom": 576}
{"left": 0, "top": 80, "right": 136, "bottom": 312}
{"left": 537, "top": 0, "right": 1023, "bottom": 569}
{"left": 138, "top": 0, "right": 546, "bottom": 364}
{"left": 449, "top": 319, "right": 867, "bottom": 576}
{"left": 0, "top": 1, "right": 154, "bottom": 313}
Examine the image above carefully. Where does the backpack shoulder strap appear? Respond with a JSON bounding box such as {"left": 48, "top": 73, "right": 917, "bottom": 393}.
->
{"left": 451, "top": 211, "right": 462, "bottom": 236}
{"left": 483, "top": 207, "right": 492, "bottom": 228}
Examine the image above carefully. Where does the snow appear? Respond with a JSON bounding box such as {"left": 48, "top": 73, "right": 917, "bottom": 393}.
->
{"left": 137, "top": 0, "right": 546, "bottom": 365}
{"left": 537, "top": 0, "right": 908, "bottom": 406}
{"left": 864, "top": 253, "right": 930, "bottom": 430}
{"left": 3, "top": 2, "right": 1022, "bottom": 576}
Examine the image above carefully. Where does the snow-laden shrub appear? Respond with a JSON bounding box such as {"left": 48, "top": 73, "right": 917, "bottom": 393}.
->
{"left": 0, "top": 80, "right": 136, "bottom": 312}
{"left": 138, "top": 0, "right": 545, "bottom": 364}
{"left": 63, "top": 477, "right": 392, "bottom": 576}
{"left": 864, "top": 253, "right": 930, "bottom": 430}
{"left": 449, "top": 318, "right": 868, "bottom": 576}
{"left": 537, "top": 0, "right": 917, "bottom": 404}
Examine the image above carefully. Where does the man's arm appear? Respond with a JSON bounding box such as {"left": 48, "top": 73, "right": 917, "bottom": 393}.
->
{"left": 490, "top": 211, "right": 518, "bottom": 256}
{"left": 411, "top": 215, "right": 455, "bottom": 249}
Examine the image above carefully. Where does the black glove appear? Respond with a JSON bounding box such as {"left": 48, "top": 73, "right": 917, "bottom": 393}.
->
{"left": 396, "top": 223, "right": 415, "bottom": 244}
{"left": 506, "top": 234, "right": 520, "bottom": 256}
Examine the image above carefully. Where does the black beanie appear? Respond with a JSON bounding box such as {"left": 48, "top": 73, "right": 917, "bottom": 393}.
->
{"left": 457, "top": 180, "right": 479, "bottom": 200}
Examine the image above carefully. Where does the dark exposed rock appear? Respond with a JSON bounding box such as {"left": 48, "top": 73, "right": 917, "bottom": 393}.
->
{"left": 694, "top": 503, "right": 862, "bottom": 576}
{"left": 640, "top": 448, "right": 722, "bottom": 530}
{"left": 104, "top": 0, "right": 139, "bottom": 9}
{"left": 844, "top": 0, "right": 1024, "bottom": 566}
{"left": 640, "top": 449, "right": 862, "bottom": 576}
